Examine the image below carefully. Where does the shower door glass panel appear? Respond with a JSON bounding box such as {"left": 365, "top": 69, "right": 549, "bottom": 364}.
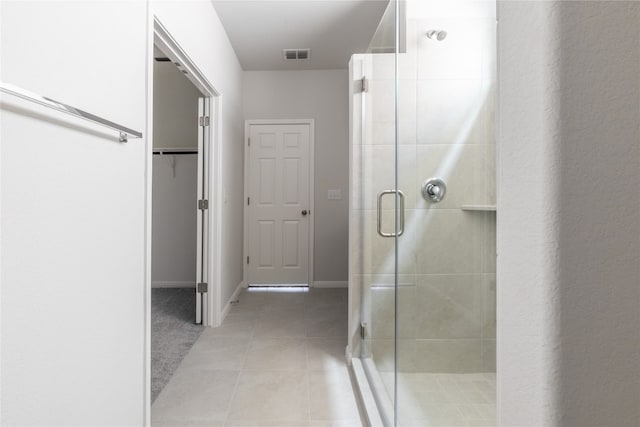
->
{"left": 395, "top": 1, "right": 497, "bottom": 426}
{"left": 353, "top": 1, "right": 497, "bottom": 426}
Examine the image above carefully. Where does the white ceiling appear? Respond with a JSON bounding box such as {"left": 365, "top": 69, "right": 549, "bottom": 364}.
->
{"left": 211, "top": 0, "right": 390, "bottom": 71}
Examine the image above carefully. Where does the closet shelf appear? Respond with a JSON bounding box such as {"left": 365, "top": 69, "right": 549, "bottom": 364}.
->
{"left": 461, "top": 204, "right": 496, "bottom": 212}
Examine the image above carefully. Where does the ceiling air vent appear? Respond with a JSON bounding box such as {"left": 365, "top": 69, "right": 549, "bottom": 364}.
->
{"left": 283, "top": 49, "right": 311, "bottom": 61}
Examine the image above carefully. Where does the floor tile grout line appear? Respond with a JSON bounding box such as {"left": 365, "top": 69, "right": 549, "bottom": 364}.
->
{"left": 155, "top": 289, "right": 356, "bottom": 426}
{"left": 304, "top": 337, "right": 329, "bottom": 424}
{"left": 222, "top": 368, "right": 243, "bottom": 425}
{"left": 224, "top": 300, "right": 253, "bottom": 425}
{"left": 306, "top": 367, "right": 312, "bottom": 424}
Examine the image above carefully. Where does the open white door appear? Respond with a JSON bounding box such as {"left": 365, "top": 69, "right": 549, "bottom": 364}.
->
{"left": 246, "top": 123, "right": 312, "bottom": 286}
{"left": 195, "top": 97, "right": 210, "bottom": 324}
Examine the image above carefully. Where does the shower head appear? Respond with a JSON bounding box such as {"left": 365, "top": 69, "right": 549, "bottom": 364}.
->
{"left": 426, "top": 30, "right": 447, "bottom": 41}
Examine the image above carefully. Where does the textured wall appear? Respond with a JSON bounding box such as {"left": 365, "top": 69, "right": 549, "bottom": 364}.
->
{"left": 498, "top": 1, "right": 640, "bottom": 425}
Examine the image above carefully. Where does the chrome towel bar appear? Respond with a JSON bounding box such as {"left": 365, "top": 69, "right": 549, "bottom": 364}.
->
{"left": 0, "top": 82, "right": 143, "bottom": 142}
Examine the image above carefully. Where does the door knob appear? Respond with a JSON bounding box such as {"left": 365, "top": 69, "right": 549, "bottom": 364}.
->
{"left": 301, "top": 210, "right": 308, "bottom": 216}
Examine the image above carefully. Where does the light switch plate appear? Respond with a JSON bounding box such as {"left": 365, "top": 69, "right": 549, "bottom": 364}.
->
{"left": 328, "top": 189, "right": 342, "bottom": 200}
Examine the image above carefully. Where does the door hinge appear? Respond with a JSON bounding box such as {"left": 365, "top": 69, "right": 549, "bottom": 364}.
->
{"left": 246, "top": 256, "right": 249, "bottom": 264}
{"left": 248, "top": 138, "right": 251, "bottom": 146}
{"left": 197, "top": 282, "right": 208, "bottom": 293}
{"left": 360, "top": 322, "right": 367, "bottom": 339}
{"left": 199, "top": 116, "right": 210, "bottom": 126}
{"left": 198, "top": 199, "right": 209, "bottom": 210}
{"left": 360, "top": 76, "right": 368, "bottom": 93}
{"left": 247, "top": 197, "right": 250, "bottom": 206}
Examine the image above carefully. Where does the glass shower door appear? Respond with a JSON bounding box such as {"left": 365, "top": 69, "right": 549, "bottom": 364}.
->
{"left": 351, "top": 1, "right": 497, "bottom": 426}
{"left": 350, "top": 1, "right": 402, "bottom": 424}
{"left": 394, "top": 1, "right": 497, "bottom": 425}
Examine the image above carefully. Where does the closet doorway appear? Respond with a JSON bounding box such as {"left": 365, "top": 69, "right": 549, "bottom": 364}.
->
{"left": 149, "top": 19, "right": 221, "bottom": 404}
{"left": 152, "top": 45, "right": 206, "bottom": 313}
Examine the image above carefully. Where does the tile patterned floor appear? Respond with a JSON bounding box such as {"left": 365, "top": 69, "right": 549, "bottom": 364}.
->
{"left": 381, "top": 372, "right": 496, "bottom": 427}
{"left": 152, "top": 287, "right": 363, "bottom": 427}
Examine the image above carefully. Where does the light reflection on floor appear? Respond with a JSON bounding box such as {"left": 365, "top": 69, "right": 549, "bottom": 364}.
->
{"left": 381, "top": 372, "right": 496, "bottom": 427}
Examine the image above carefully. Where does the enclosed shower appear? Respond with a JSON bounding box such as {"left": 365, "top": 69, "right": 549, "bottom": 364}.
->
{"left": 348, "top": 1, "right": 496, "bottom": 425}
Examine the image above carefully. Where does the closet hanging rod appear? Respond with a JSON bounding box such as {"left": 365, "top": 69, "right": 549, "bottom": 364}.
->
{"left": 0, "top": 82, "right": 143, "bottom": 142}
{"left": 153, "top": 150, "right": 198, "bottom": 155}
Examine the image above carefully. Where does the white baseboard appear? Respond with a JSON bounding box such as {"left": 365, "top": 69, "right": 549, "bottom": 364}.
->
{"left": 152, "top": 281, "right": 195, "bottom": 289}
{"left": 220, "top": 281, "right": 244, "bottom": 323}
{"left": 313, "top": 280, "right": 348, "bottom": 288}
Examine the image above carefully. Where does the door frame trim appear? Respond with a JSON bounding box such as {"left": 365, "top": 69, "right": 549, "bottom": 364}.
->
{"left": 145, "top": 15, "right": 224, "bottom": 423}
{"left": 152, "top": 18, "right": 223, "bottom": 327}
{"left": 243, "top": 119, "right": 315, "bottom": 288}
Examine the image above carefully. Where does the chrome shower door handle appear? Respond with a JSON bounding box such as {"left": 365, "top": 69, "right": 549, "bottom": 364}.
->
{"left": 377, "top": 190, "right": 394, "bottom": 237}
{"left": 377, "top": 190, "right": 405, "bottom": 238}
{"left": 398, "top": 191, "right": 405, "bottom": 236}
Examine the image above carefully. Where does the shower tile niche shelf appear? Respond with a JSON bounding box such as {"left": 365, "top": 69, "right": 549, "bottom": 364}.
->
{"left": 461, "top": 204, "right": 497, "bottom": 212}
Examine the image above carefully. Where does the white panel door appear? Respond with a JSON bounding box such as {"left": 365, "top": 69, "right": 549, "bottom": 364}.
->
{"left": 248, "top": 124, "right": 310, "bottom": 285}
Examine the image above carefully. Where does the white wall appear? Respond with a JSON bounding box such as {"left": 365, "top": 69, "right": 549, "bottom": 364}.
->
{"left": 153, "top": 60, "right": 201, "bottom": 149}
{"left": 1, "top": 1, "right": 147, "bottom": 424}
{"left": 498, "top": 1, "right": 640, "bottom": 425}
{"left": 243, "top": 70, "right": 349, "bottom": 283}
{"left": 152, "top": 60, "right": 200, "bottom": 287}
{"left": 152, "top": 0, "right": 245, "bottom": 314}
{"left": 152, "top": 155, "right": 198, "bottom": 287}
{"left": 1, "top": 0, "right": 245, "bottom": 423}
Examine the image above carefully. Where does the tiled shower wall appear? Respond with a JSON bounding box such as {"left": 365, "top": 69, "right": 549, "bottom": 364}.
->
{"left": 350, "top": 12, "right": 496, "bottom": 374}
